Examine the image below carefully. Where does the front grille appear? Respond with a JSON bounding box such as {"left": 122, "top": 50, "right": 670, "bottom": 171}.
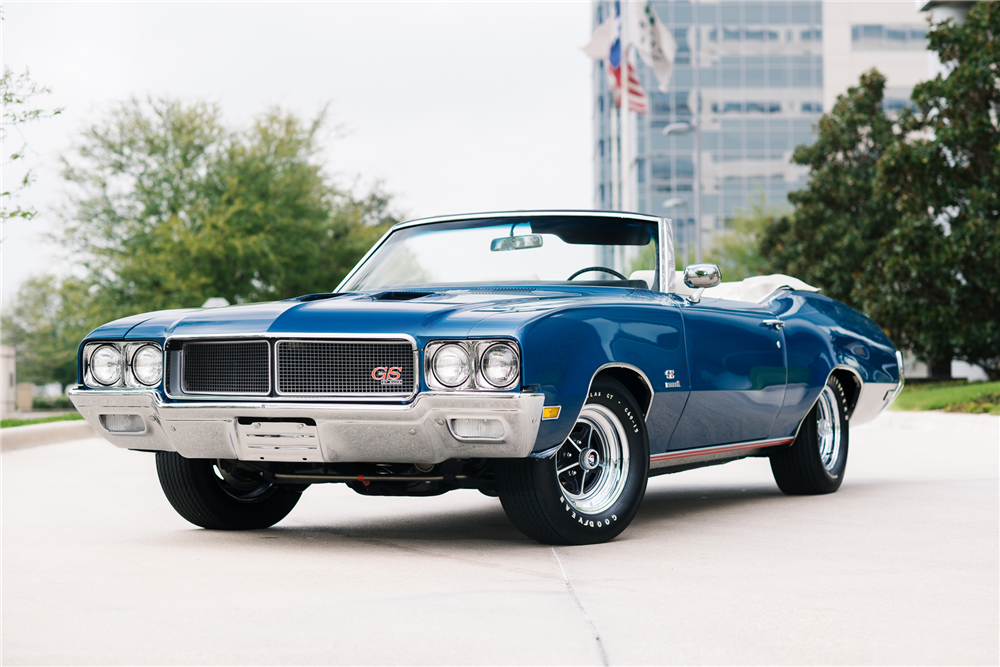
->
{"left": 182, "top": 340, "right": 270, "bottom": 394}
{"left": 276, "top": 340, "right": 415, "bottom": 396}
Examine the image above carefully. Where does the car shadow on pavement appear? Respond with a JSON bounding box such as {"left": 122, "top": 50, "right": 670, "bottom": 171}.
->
{"left": 158, "top": 483, "right": 793, "bottom": 551}
{"left": 634, "top": 482, "right": 785, "bottom": 526}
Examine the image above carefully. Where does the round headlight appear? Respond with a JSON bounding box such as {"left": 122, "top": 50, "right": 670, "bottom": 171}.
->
{"left": 432, "top": 344, "right": 471, "bottom": 388}
{"left": 481, "top": 344, "right": 518, "bottom": 388}
{"left": 131, "top": 344, "right": 163, "bottom": 386}
{"left": 90, "top": 345, "right": 122, "bottom": 386}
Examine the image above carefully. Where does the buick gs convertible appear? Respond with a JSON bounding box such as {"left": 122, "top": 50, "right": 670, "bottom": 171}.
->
{"left": 69, "top": 211, "right": 904, "bottom": 544}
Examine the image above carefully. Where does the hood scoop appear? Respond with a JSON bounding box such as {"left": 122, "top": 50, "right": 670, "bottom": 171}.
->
{"left": 286, "top": 292, "right": 351, "bottom": 303}
{"left": 372, "top": 291, "right": 437, "bottom": 301}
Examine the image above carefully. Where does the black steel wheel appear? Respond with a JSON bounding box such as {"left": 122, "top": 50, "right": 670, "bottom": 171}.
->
{"left": 770, "top": 376, "right": 850, "bottom": 495}
{"left": 495, "top": 376, "right": 649, "bottom": 545}
{"left": 155, "top": 453, "right": 302, "bottom": 530}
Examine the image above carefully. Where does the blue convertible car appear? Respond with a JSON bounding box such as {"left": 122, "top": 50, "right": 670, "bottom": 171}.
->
{"left": 69, "top": 211, "right": 904, "bottom": 544}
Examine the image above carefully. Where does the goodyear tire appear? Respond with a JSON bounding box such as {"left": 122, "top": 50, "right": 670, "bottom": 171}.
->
{"left": 495, "top": 376, "right": 649, "bottom": 545}
{"left": 155, "top": 453, "right": 301, "bottom": 530}
{"left": 770, "top": 376, "right": 849, "bottom": 495}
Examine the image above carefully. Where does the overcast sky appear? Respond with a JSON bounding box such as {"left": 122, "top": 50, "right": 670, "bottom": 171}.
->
{"left": 1, "top": 1, "right": 595, "bottom": 302}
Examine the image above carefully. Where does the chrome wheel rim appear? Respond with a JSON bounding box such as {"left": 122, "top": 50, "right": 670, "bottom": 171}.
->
{"left": 555, "top": 404, "right": 630, "bottom": 514}
{"left": 815, "top": 386, "right": 842, "bottom": 472}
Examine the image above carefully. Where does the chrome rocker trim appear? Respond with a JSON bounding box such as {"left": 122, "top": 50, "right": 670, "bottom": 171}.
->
{"left": 68, "top": 387, "right": 544, "bottom": 465}
{"left": 649, "top": 436, "right": 795, "bottom": 470}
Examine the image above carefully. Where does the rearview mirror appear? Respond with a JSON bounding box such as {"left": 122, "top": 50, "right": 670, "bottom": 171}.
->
{"left": 490, "top": 235, "right": 543, "bottom": 252}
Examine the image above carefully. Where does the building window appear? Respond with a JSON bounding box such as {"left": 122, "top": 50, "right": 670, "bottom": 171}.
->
{"left": 801, "top": 102, "right": 823, "bottom": 113}
{"left": 851, "top": 24, "right": 929, "bottom": 50}
{"left": 710, "top": 101, "right": 783, "bottom": 115}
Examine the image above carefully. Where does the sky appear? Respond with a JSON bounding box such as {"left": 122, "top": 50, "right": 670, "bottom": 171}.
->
{"left": 1, "top": 1, "right": 595, "bottom": 302}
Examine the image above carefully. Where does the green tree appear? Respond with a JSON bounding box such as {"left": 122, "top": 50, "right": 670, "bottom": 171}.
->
{"left": 865, "top": 3, "right": 1000, "bottom": 380}
{"left": 0, "top": 276, "right": 96, "bottom": 385}
{"left": 760, "top": 69, "right": 896, "bottom": 308}
{"left": 762, "top": 3, "right": 1000, "bottom": 379}
{"left": 3, "top": 98, "right": 398, "bottom": 385}
{"left": 58, "top": 98, "right": 396, "bottom": 318}
{"left": 1, "top": 66, "right": 63, "bottom": 222}
{"left": 710, "top": 188, "right": 782, "bottom": 282}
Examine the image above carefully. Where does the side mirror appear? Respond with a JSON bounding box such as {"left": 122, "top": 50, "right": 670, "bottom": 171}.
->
{"left": 682, "top": 263, "right": 721, "bottom": 303}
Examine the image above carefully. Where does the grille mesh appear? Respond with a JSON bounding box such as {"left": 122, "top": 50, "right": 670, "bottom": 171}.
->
{"left": 182, "top": 341, "right": 269, "bottom": 394}
{"left": 277, "top": 340, "right": 414, "bottom": 395}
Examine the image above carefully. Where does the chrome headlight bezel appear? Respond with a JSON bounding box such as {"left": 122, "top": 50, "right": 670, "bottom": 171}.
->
{"left": 127, "top": 343, "right": 164, "bottom": 387}
{"left": 479, "top": 342, "right": 519, "bottom": 388}
{"left": 424, "top": 339, "right": 521, "bottom": 391}
{"left": 430, "top": 343, "right": 473, "bottom": 388}
{"left": 84, "top": 341, "right": 164, "bottom": 389}
{"left": 87, "top": 344, "right": 123, "bottom": 387}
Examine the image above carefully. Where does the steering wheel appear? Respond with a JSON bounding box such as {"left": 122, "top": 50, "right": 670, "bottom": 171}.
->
{"left": 567, "top": 266, "right": 629, "bottom": 281}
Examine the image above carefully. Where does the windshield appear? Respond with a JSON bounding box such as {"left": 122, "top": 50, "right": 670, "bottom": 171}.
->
{"left": 340, "top": 216, "right": 660, "bottom": 291}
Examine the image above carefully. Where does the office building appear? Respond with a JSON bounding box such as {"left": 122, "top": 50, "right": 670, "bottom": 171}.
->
{"left": 592, "top": 0, "right": 940, "bottom": 259}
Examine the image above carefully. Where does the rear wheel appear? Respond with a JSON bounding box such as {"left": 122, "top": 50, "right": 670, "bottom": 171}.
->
{"left": 155, "top": 453, "right": 302, "bottom": 530}
{"left": 495, "top": 377, "right": 649, "bottom": 545}
{"left": 770, "top": 376, "right": 849, "bottom": 495}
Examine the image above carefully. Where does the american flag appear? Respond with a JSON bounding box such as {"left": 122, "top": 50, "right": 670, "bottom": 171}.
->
{"left": 605, "top": 5, "right": 648, "bottom": 115}
{"left": 609, "top": 59, "right": 648, "bottom": 115}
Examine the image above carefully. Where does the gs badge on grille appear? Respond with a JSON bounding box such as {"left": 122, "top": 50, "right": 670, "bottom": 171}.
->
{"left": 371, "top": 366, "right": 403, "bottom": 385}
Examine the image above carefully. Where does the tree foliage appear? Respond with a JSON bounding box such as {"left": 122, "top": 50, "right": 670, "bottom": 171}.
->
{"left": 3, "top": 98, "right": 398, "bottom": 384}
{"left": 60, "top": 98, "right": 396, "bottom": 317}
{"left": 710, "top": 188, "right": 782, "bottom": 282}
{"left": 1, "top": 66, "right": 63, "bottom": 222}
{"left": 762, "top": 4, "right": 999, "bottom": 378}
{"left": 1, "top": 276, "right": 96, "bottom": 385}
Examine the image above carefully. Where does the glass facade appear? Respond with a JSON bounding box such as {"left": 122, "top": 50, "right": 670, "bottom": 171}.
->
{"left": 851, "top": 24, "right": 928, "bottom": 50}
{"left": 592, "top": 0, "right": 824, "bottom": 259}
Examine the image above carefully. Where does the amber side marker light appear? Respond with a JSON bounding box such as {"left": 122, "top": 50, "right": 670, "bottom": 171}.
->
{"left": 542, "top": 406, "right": 561, "bottom": 420}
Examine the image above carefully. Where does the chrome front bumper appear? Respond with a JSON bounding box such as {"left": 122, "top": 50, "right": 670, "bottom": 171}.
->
{"left": 68, "top": 387, "right": 545, "bottom": 464}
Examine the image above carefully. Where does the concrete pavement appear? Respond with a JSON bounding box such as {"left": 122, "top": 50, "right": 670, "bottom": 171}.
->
{"left": 2, "top": 411, "right": 997, "bottom": 665}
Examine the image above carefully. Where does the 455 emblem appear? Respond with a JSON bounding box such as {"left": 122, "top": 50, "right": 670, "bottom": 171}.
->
{"left": 371, "top": 367, "right": 403, "bottom": 385}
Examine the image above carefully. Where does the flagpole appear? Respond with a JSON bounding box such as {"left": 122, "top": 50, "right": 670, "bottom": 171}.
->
{"left": 610, "top": 99, "right": 619, "bottom": 210}
{"left": 694, "top": 0, "right": 702, "bottom": 263}
{"left": 619, "top": 0, "right": 631, "bottom": 212}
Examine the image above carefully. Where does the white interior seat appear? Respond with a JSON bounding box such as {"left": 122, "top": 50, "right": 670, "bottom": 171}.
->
{"left": 628, "top": 270, "right": 655, "bottom": 289}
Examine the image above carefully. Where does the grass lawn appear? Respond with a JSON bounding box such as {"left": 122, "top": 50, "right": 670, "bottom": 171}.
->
{"left": 890, "top": 380, "right": 1000, "bottom": 415}
{"left": 1, "top": 413, "right": 85, "bottom": 429}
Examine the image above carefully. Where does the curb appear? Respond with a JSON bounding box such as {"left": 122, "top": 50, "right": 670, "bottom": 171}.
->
{"left": 1, "top": 420, "right": 99, "bottom": 453}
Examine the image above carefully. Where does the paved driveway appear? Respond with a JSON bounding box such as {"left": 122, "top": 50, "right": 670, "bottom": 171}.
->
{"left": 3, "top": 411, "right": 997, "bottom": 665}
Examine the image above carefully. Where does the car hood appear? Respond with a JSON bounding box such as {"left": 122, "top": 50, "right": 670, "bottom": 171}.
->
{"left": 92, "top": 287, "right": 642, "bottom": 344}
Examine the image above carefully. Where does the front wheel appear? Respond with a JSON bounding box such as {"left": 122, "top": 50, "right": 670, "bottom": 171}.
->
{"left": 495, "top": 377, "right": 649, "bottom": 545}
{"left": 770, "top": 376, "right": 849, "bottom": 495}
{"left": 155, "top": 453, "right": 302, "bottom": 530}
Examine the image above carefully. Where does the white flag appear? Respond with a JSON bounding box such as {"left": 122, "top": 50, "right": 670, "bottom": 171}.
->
{"left": 582, "top": 16, "right": 616, "bottom": 60}
{"left": 628, "top": 1, "right": 677, "bottom": 92}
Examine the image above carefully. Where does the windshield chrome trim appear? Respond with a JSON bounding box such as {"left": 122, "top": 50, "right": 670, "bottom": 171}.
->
{"left": 659, "top": 217, "right": 676, "bottom": 294}
{"left": 336, "top": 210, "right": 668, "bottom": 293}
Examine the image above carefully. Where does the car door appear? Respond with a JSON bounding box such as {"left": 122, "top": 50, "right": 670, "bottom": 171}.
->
{"left": 668, "top": 298, "right": 787, "bottom": 448}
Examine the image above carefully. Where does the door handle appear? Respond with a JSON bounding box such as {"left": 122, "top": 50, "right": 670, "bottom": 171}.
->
{"left": 762, "top": 319, "right": 785, "bottom": 330}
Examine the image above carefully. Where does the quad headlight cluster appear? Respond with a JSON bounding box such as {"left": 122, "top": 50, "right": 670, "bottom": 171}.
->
{"left": 425, "top": 340, "right": 520, "bottom": 391}
{"left": 83, "top": 342, "right": 164, "bottom": 389}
